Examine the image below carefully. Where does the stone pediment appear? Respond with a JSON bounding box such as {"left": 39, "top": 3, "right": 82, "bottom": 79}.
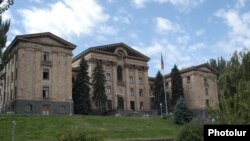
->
{"left": 81, "top": 43, "right": 150, "bottom": 61}
{"left": 15, "top": 32, "right": 76, "bottom": 50}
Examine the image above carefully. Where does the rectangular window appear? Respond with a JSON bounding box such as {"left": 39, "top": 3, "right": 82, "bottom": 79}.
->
{"left": 43, "top": 86, "right": 49, "bottom": 99}
{"left": 106, "top": 86, "right": 111, "bottom": 94}
{"left": 205, "top": 87, "right": 208, "bottom": 95}
{"left": 15, "top": 68, "right": 18, "bottom": 80}
{"left": 139, "top": 77, "right": 143, "bottom": 84}
{"left": 106, "top": 73, "right": 111, "bottom": 81}
{"left": 150, "top": 85, "right": 154, "bottom": 91}
{"left": 139, "top": 89, "right": 143, "bottom": 97}
{"left": 140, "top": 101, "right": 144, "bottom": 110}
{"left": 11, "top": 72, "right": 13, "bottom": 82}
{"left": 187, "top": 76, "right": 191, "bottom": 83}
{"left": 206, "top": 99, "right": 209, "bottom": 107}
{"left": 15, "top": 87, "right": 17, "bottom": 98}
{"left": 26, "top": 104, "right": 32, "bottom": 112}
{"left": 43, "top": 52, "right": 49, "bottom": 61}
{"left": 204, "top": 77, "right": 209, "bottom": 86}
{"left": 43, "top": 69, "right": 49, "bottom": 79}
{"left": 130, "top": 88, "right": 134, "bottom": 96}
{"left": 129, "top": 76, "right": 134, "bottom": 83}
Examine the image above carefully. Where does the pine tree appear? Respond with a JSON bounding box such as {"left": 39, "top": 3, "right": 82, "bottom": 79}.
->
{"left": 92, "top": 61, "right": 107, "bottom": 112}
{"left": 173, "top": 97, "right": 192, "bottom": 125}
{"left": 153, "top": 71, "right": 170, "bottom": 113}
{"left": 171, "top": 65, "right": 184, "bottom": 109}
{"left": 0, "top": 0, "right": 12, "bottom": 69}
{"left": 72, "top": 58, "right": 91, "bottom": 115}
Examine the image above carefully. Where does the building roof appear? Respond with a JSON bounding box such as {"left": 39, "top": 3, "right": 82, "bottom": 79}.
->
{"left": 72, "top": 42, "right": 150, "bottom": 62}
{"left": 164, "top": 63, "right": 217, "bottom": 78}
{"left": 4, "top": 32, "right": 76, "bottom": 58}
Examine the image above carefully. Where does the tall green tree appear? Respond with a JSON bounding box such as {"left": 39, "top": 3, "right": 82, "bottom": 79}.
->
{"left": 0, "top": 0, "right": 13, "bottom": 69}
{"left": 72, "top": 58, "right": 91, "bottom": 115}
{"left": 171, "top": 65, "right": 184, "bottom": 109}
{"left": 208, "top": 49, "right": 250, "bottom": 124}
{"left": 92, "top": 61, "right": 107, "bottom": 112}
{"left": 153, "top": 71, "right": 170, "bottom": 113}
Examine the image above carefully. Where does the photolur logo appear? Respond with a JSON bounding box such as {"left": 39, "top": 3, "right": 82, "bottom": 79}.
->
{"left": 204, "top": 125, "right": 250, "bottom": 141}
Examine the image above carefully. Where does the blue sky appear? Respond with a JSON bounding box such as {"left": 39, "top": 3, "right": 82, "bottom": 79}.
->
{"left": 2, "top": 0, "right": 250, "bottom": 76}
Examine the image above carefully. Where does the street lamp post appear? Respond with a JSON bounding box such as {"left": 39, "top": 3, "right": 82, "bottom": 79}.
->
{"left": 12, "top": 120, "right": 16, "bottom": 141}
{"left": 69, "top": 97, "right": 73, "bottom": 116}
{"left": 160, "top": 103, "right": 162, "bottom": 118}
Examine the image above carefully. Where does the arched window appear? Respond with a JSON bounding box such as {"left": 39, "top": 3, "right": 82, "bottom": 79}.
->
{"left": 117, "top": 66, "right": 123, "bottom": 82}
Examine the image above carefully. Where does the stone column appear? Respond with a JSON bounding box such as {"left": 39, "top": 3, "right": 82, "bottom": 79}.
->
{"left": 112, "top": 62, "right": 117, "bottom": 109}
{"left": 124, "top": 64, "right": 130, "bottom": 111}
{"left": 143, "top": 66, "right": 149, "bottom": 111}
{"left": 134, "top": 66, "right": 139, "bottom": 111}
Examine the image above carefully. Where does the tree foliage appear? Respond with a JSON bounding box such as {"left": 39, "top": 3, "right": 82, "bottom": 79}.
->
{"left": 72, "top": 58, "right": 91, "bottom": 115}
{"left": 171, "top": 65, "right": 184, "bottom": 109}
{"left": 0, "top": 1, "right": 11, "bottom": 69}
{"left": 208, "top": 49, "right": 250, "bottom": 124}
{"left": 92, "top": 61, "right": 107, "bottom": 111}
{"left": 153, "top": 71, "right": 170, "bottom": 113}
{"left": 173, "top": 97, "right": 193, "bottom": 125}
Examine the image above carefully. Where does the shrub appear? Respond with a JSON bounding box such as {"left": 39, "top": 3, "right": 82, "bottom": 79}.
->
{"left": 176, "top": 120, "right": 204, "bottom": 141}
{"left": 173, "top": 97, "right": 193, "bottom": 125}
{"left": 57, "top": 127, "right": 103, "bottom": 141}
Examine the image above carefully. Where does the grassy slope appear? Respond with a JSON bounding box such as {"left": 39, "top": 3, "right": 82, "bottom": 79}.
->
{"left": 0, "top": 115, "right": 180, "bottom": 141}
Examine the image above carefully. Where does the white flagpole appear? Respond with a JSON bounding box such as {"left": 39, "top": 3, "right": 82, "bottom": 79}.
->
{"left": 161, "top": 54, "right": 168, "bottom": 115}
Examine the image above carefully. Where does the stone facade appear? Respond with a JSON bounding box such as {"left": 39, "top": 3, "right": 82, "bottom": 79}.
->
{"left": 0, "top": 32, "right": 219, "bottom": 115}
{"left": 72, "top": 43, "right": 151, "bottom": 112}
{"left": 0, "top": 32, "right": 76, "bottom": 115}
{"left": 148, "top": 64, "right": 219, "bottom": 115}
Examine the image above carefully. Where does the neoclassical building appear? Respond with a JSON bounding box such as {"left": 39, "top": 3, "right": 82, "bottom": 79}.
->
{"left": 0, "top": 32, "right": 75, "bottom": 115}
{"left": 72, "top": 43, "right": 151, "bottom": 112}
{"left": 0, "top": 32, "right": 219, "bottom": 115}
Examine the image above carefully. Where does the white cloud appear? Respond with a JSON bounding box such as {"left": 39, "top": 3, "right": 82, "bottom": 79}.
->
{"left": 98, "top": 25, "right": 119, "bottom": 35}
{"left": 155, "top": 17, "right": 181, "bottom": 33}
{"left": 131, "top": 0, "right": 204, "bottom": 12}
{"left": 19, "top": 0, "right": 109, "bottom": 37}
{"left": 189, "top": 42, "right": 206, "bottom": 50}
{"left": 163, "top": 0, "right": 205, "bottom": 12}
{"left": 131, "top": 0, "right": 148, "bottom": 8}
{"left": 195, "top": 29, "right": 205, "bottom": 36}
{"left": 215, "top": 9, "right": 250, "bottom": 52}
{"left": 235, "top": 0, "right": 246, "bottom": 9}
{"left": 28, "top": 0, "right": 43, "bottom": 3}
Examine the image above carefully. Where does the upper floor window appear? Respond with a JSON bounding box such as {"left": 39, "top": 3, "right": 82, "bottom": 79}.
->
{"left": 43, "top": 69, "right": 49, "bottom": 79}
{"left": 43, "top": 86, "right": 49, "bottom": 99}
{"left": 139, "top": 89, "right": 143, "bottom": 97}
{"left": 130, "top": 88, "right": 134, "bottom": 96}
{"left": 205, "top": 87, "right": 208, "bottom": 95}
{"left": 129, "top": 76, "right": 134, "bottom": 84}
{"left": 187, "top": 76, "right": 191, "bottom": 83}
{"left": 117, "top": 66, "right": 123, "bottom": 82}
{"left": 106, "top": 73, "right": 111, "bottom": 81}
{"left": 43, "top": 52, "right": 49, "bottom": 61}
{"left": 139, "top": 77, "right": 143, "bottom": 84}
{"left": 106, "top": 86, "right": 111, "bottom": 94}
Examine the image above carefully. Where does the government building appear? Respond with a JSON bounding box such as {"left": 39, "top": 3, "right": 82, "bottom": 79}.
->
{"left": 0, "top": 32, "right": 219, "bottom": 115}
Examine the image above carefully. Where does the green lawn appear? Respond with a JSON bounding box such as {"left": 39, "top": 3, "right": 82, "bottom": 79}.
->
{"left": 0, "top": 115, "right": 181, "bottom": 141}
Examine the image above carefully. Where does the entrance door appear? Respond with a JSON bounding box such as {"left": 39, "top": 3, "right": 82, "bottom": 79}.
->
{"left": 130, "top": 101, "right": 135, "bottom": 111}
{"left": 42, "top": 105, "right": 50, "bottom": 115}
{"left": 117, "top": 96, "right": 124, "bottom": 109}
{"left": 107, "top": 100, "right": 112, "bottom": 111}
